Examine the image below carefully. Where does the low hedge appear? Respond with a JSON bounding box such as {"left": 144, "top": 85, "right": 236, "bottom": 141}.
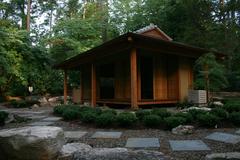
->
{"left": 116, "top": 112, "right": 137, "bottom": 127}
{"left": 223, "top": 102, "right": 240, "bottom": 113}
{"left": 228, "top": 112, "right": 240, "bottom": 126}
{"left": 10, "top": 100, "right": 39, "bottom": 108}
{"left": 164, "top": 116, "right": 186, "bottom": 129}
{"left": 143, "top": 115, "right": 163, "bottom": 128}
{"left": 80, "top": 111, "right": 97, "bottom": 123}
{"left": 174, "top": 112, "right": 193, "bottom": 123}
{"left": 196, "top": 113, "right": 220, "bottom": 127}
{"left": 151, "top": 109, "right": 171, "bottom": 118}
{"left": 136, "top": 109, "right": 151, "bottom": 120}
{"left": 96, "top": 113, "right": 116, "bottom": 127}
{"left": 210, "top": 108, "right": 228, "bottom": 120}
{"left": 0, "top": 111, "right": 9, "bottom": 125}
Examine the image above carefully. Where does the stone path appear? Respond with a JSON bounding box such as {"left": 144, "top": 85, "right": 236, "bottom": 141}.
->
{"left": 236, "top": 129, "right": 240, "bottom": 135}
{"left": 169, "top": 140, "right": 210, "bottom": 151}
{"left": 125, "top": 138, "right": 160, "bottom": 148}
{"left": 64, "top": 131, "right": 88, "bottom": 139}
{"left": 205, "top": 132, "right": 240, "bottom": 144}
{"left": 91, "top": 131, "right": 122, "bottom": 139}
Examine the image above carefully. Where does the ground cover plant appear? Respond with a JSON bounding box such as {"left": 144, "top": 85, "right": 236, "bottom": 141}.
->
{"left": 0, "top": 111, "right": 9, "bottom": 126}
{"left": 54, "top": 99, "right": 240, "bottom": 129}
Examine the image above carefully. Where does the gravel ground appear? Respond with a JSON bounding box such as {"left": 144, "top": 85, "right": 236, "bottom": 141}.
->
{"left": 1, "top": 105, "right": 240, "bottom": 160}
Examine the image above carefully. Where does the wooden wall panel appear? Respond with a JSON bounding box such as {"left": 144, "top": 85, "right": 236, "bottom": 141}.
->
{"left": 154, "top": 55, "right": 168, "bottom": 100}
{"left": 167, "top": 57, "right": 179, "bottom": 100}
{"left": 82, "top": 66, "right": 91, "bottom": 100}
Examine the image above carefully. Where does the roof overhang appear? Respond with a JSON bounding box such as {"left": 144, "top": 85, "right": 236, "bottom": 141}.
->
{"left": 53, "top": 32, "right": 225, "bottom": 70}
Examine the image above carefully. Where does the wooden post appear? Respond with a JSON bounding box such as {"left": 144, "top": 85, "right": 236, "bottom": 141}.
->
{"left": 80, "top": 69, "right": 84, "bottom": 104}
{"left": 91, "top": 63, "right": 97, "bottom": 107}
{"left": 130, "top": 48, "right": 138, "bottom": 109}
{"left": 64, "top": 70, "right": 68, "bottom": 104}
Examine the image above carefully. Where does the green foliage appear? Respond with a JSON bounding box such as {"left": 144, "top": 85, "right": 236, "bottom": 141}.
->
{"left": 0, "top": 111, "right": 8, "bottom": 125}
{"left": 196, "top": 113, "right": 220, "bottom": 127}
{"left": 223, "top": 101, "right": 240, "bottom": 113}
{"left": 53, "top": 105, "right": 67, "bottom": 115}
{"left": 135, "top": 109, "right": 151, "bottom": 120}
{"left": 10, "top": 100, "right": 38, "bottom": 108}
{"left": 143, "top": 115, "right": 163, "bottom": 128}
{"left": 151, "top": 109, "right": 171, "bottom": 118}
{"left": 102, "top": 109, "right": 117, "bottom": 115}
{"left": 80, "top": 111, "right": 97, "bottom": 123}
{"left": 62, "top": 108, "right": 80, "bottom": 120}
{"left": 96, "top": 113, "right": 116, "bottom": 127}
{"left": 188, "top": 109, "right": 208, "bottom": 119}
{"left": 210, "top": 108, "right": 228, "bottom": 120}
{"left": 228, "top": 112, "right": 240, "bottom": 126}
{"left": 116, "top": 112, "right": 137, "bottom": 127}
{"left": 176, "top": 100, "right": 194, "bottom": 109}
{"left": 174, "top": 112, "right": 193, "bottom": 123}
{"left": 164, "top": 116, "right": 186, "bottom": 129}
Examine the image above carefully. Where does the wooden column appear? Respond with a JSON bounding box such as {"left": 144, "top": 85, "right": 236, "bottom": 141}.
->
{"left": 91, "top": 63, "right": 97, "bottom": 107}
{"left": 63, "top": 70, "right": 68, "bottom": 104}
{"left": 80, "top": 69, "right": 84, "bottom": 104}
{"left": 130, "top": 48, "right": 138, "bottom": 109}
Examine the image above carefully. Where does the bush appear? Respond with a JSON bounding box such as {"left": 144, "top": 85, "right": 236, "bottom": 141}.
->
{"left": 196, "top": 113, "right": 220, "bottom": 127}
{"left": 151, "top": 109, "right": 171, "bottom": 118}
{"left": 10, "top": 100, "right": 39, "bottom": 108}
{"left": 80, "top": 111, "right": 97, "bottom": 123}
{"left": 0, "top": 111, "right": 8, "bottom": 125}
{"left": 223, "top": 102, "right": 240, "bottom": 113}
{"left": 210, "top": 108, "right": 228, "bottom": 120}
{"left": 116, "top": 112, "right": 137, "bottom": 127}
{"left": 176, "top": 100, "right": 194, "bottom": 109}
{"left": 62, "top": 108, "right": 80, "bottom": 120}
{"left": 228, "top": 112, "right": 240, "bottom": 126}
{"left": 188, "top": 109, "right": 208, "bottom": 119}
{"left": 164, "top": 116, "right": 186, "bottom": 129}
{"left": 102, "top": 109, "right": 117, "bottom": 115}
{"left": 143, "top": 115, "right": 163, "bottom": 128}
{"left": 53, "top": 105, "right": 66, "bottom": 115}
{"left": 96, "top": 113, "right": 116, "bottom": 127}
{"left": 135, "top": 109, "right": 151, "bottom": 120}
{"left": 174, "top": 112, "right": 193, "bottom": 123}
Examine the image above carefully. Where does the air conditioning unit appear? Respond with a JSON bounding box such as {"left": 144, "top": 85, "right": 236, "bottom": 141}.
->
{"left": 188, "top": 90, "right": 207, "bottom": 104}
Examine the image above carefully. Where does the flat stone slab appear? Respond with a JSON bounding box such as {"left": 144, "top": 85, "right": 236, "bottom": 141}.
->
{"left": 169, "top": 140, "right": 210, "bottom": 151}
{"left": 42, "top": 117, "right": 62, "bottom": 122}
{"left": 28, "top": 121, "right": 55, "bottom": 126}
{"left": 236, "top": 129, "right": 240, "bottom": 135}
{"left": 64, "top": 131, "right": 88, "bottom": 139}
{"left": 125, "top": 138, "right": 160, "bottom": 148}
{"left": 205, "top": 132, "right": 240, "bottom": 144}
{"left": 91, "top": 131, "right": 122, "bottom": 139}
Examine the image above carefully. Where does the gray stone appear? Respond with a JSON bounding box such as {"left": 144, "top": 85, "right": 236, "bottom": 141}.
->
{"left": 64, "top": 131, "right": 87, "bottom": 139}
{"left": 236, "top": 129, "right": 240, "bottom": 135}
{"left": 31, "top": 104, "right": 40, "bottom": 108}
{"left": 91, "top": 131, "right": 122, "bottom": 139}
{"left": 212, "top": 101, "right": 224, "bottom": 107}
{"left": 125, "top": 138, "right": 160, "bottom": 148}
{"left": 205, "top": 132, "right": 240, "bottom": 144}
{"left": 59, "top": 143, "right": 167, "bottom": 160}
{"left": 0, "top": 126, "right": 64, "bottom": 160}
{"left": 182, "top": 106, "right": 211, "bottom": 112}
{"left": 42, "top": 117, "right": 62, "bottom": 122}
{"left": 169, "top": 140, "right": 210, "bottom": 151}
{"left": 206, "top": 152, "right": 240, "bottom": 160}
{"left": 172, "top": 125, "right": 194, "bottom": 135}
{"left": 28, "top": 121, "right": 55, "bottom": 126}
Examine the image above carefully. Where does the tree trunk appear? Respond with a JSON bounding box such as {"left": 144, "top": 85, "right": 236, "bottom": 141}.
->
{"left": 26, "top": 0, "right": 31, "bottom": 32}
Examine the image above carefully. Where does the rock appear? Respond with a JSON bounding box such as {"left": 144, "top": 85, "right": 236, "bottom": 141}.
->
{"left": 32, "top": 104, "right": 40, "bottom": 108}
{"left": 206, "top": 152, "right": 240, "bottom": 160}
{"left": 48, "top": 97, "right": 59, "bottom": 103}
{"left": 181, "top": 106, "right": 211, "bottom": 112}
{"left": 172, "top": 125, "right": 194, "bottom": 135}
{"left": 39, "top": 97, "right": 48, "bottom": 103}
{"left": 0, "top": 126, "right": 64, "bottom": 160}
{"left": 5, "top": 113, "right": 15, "bottom": 124}
{"left": 212, "top": 101, "right": 224, "bottom": 107}
{"left": 59, "top": 143, "right": 167, "bottom": 160}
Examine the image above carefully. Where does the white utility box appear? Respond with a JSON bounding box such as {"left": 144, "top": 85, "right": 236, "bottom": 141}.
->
{"left": 188, "top": 90, "right": 207, "bottom": 104}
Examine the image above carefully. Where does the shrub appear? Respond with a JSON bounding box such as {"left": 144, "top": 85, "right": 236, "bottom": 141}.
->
{"left": 10, "top": 100, "right": 39, "bottom": 108}
{"left": 53, "top": 105, "right": 66, "bottom": 115}
{"left": 102, "top": 109, "right": 117, "bottom": 115}
{"left": 188, "top": 109, "right": 208, "bottom": 119}
{"left": 174, "top": 112, "right": 193, "bottom": 123}
{"left": 164, "top": 116, "right": 186, "bottom": 129}
{"left": 62, "top": 108, "right": 80, "bottom": 120}
{"left": 223, "top": 102, "right": 240, "bottom": 113}
{"left": 143, "top": 115, "right": 163, "bottom": 128}
{"left": 151, "top": 109, "right": 171, "bottom": 118}
{"left": 135, "top": 109, "right": 151, "bottom": 120}
{"left": 210, "top": 108, "right": 228, "bottom": 120}
{"left": 0, "top": 111, "right": 8, "bottom": 125}
{"left": 80, "top": 111, "right": 97, "bottom": 123}
{"left": 176, "top": 100, "right": 194, "bottom": 109}
{"left": 96, "top": 113, "right": 116, "bottom": 127}
{"left": 228, "top": 112, "right": 240, "bottom": 126}
{"left": 116, "top": 112, "right": 137, "bottom": 127}
{"left": 196, "top": 113, "right": 220, "bottom": 127}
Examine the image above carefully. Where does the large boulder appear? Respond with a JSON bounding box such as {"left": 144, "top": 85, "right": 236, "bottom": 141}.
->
{"left": 206, "top": 152, "right": 240, "bottom": 160}
{"left": 0, "top": 126, "right": 64, "bottom": 160}
{"left": 59, "top": 143, "right": 168, "bottom": 160}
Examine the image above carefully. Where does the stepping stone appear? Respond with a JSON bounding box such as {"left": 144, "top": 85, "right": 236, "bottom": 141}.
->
{"left": 42, "top": 117, "right": 62, "bottom": 122}
{"left": 236, "top": 129, "right": 240, "bottom": 135}
{"left": 28, "top": 121, "right": 55, "bottom": 126}
{"left": 91, "top": 131, "right": 122, "bottom": 139}
{"left": 125, "top": 138, "right": 160, "bottom": 148}
{"left": 205, "top": 132, "right": 240, "bottom": 144}
{"left": 169, "top": 140, "right": 210, "bottom": 151}
{"left": 64, "top": 131, "right": 87, "bottom": 139}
